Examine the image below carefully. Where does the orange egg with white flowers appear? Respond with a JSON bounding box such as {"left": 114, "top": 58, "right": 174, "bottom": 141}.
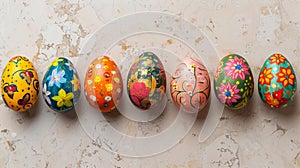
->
{"left": 84, "top": 56, "right": 123, "bottom": 112}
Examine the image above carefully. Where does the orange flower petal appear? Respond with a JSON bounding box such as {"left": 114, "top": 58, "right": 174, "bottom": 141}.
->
{"left": 283, "top": 80, "right": 288, "bottom": 87}
{"left": 267, "top": 74, "right": 273, "bottom": 78}
{"left": 265, "top": 78, "right": 270, "bottom": 84}
{"left": 278, "top": 73, "right": 284, "bottom": 77}
{"left": 282, "top": 68, "right": 287, "bottom": 74}
{"left": 288, "top": 79, "right": 294, "bottom": 85}
{"left": 278, "top": 77, "right": 285, "bottom": 82}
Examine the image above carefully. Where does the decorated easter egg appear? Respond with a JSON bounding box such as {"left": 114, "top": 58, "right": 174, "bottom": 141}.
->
{"left": 214, "top": 54, "right": 254, "bottom": 110}
{"left": 42, "top": 57, "right": 81, "bottom": 113}
{"left": 127, "top": 52, "right": 166, "bottom": 110}
{"left": 258, "top": 53, "right": 297, "bottom": 108}
{"left": 84, "top": 56, "right": 123, "bottom": 112}
{"left": 170, "top": 57, "right": 210, "bottom": 113}
{"left": 1, "top": 56, "right": 39, "bottom": 112}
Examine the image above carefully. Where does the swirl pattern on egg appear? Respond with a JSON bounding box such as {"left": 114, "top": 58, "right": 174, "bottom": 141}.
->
{"left": 170, "top": 57, "right": 210, "bottom": 113}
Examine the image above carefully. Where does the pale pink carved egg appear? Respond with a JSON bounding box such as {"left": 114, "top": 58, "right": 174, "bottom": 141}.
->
{"left": 170, "top": 57, "right": 210, "bottom": 113}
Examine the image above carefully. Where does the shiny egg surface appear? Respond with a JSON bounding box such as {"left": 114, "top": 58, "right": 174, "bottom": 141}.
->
{"left": 214, "top": 54, "right": 254, "bottom": 110}
{"left": 84, "top": 56, "right": 123, "bottom": 112}
{"left": 42, "top": 57, "right": 81, "bottom": 113}
{"left": 1, "top": 56, "right": 39, "bottom": 112}
{"left": 170, "top": 57, "right": 210, "bottom": 113}
{"left": 127, "top": 52, "right": 166, "bottom": 110}
{"left": 258, "top": 53, "right": 297, "bottom": 108}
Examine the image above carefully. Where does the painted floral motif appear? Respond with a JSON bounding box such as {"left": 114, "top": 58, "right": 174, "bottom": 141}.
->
{"left": 258, "top": 53, "right": 297, "bottom": 108}
{"left": 214, "top": 54, "right": 254, "bottom": 110}
{"left": 224, "top": 56, "right": 250, "bottom": 80}
{"left": 52, "top": 89, "right": 74, "bottom": 107}
{"left": 276, "top": 67, "right": 295, "bottom": 87}
{"left": 71, "top": 74, "right": 80, "bottom": 91}
{"left": 42, "top": 57, "right": 80, "bottom": 113}
{"left": 129, "top": 82, "right": 150, "bottom": 108}
{"left": 264, "top": 89, "right": 288, "bottom": 108}
{"left": 52, "top": 58, "right": 64, "bottom": 67}
{"left": 127, "top": 52, "right": 166, "bottom": 110}
{"left": 218, "top": 83, "right": 241, "bottom": 106}
{"left": 259, "top": 67, "right": 274, "bottom": 86}
{"left": 47, "top": 68, "right": 67, "bottom": 88}
{"left": 42, "top": 83, "right": 51, "bottom": 105}
{"left": 269, "top": 53, "right": 286, "bottom": 65}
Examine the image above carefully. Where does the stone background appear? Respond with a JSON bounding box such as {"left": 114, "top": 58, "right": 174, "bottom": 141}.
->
{"left": 1, "top": 0, "right": 300, "bottom": 167}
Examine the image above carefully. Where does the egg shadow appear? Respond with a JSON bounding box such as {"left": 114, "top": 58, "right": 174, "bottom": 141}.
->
{"left": 202, "top": 92, "right": 256, "bottom": 132}
{"left": 196, "top": 97, "right": 210, "bottom": 121}
{"left": 24, "top": 98, "right": 43, "bottom": 120}
{"left": 230, "top": 97, "right": 255, "bottom": 118}
{"left": 60, "top": 108, "right": 78, "bottom": 121}
{"left": 195, "top": 92, "right": 251, "bottom": 124}
{"left": 102, "top": 108, "right": 124, "bottom": 130}
{"left": 102, "top": 108, "right": 122, "bottom": 122}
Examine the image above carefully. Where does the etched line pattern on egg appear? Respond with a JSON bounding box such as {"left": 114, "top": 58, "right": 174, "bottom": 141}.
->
{"left": 1, "top": 56, "right": 39, "bottom": 112}
{"left": 214, "top": 54, "right": 254, "bottom": 110}
{"left": 170, "top": 57, "right": 210, "bottom": 113}
{"left": 127, "top": 52, "right": 166, "bottom": 110}
{"left": 258, "top": 53, "right": 297, "bottom": 108}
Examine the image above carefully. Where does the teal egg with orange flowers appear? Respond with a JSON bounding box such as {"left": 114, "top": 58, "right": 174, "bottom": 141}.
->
{"left": 258, "top": 53, "right": 297, "bottom": 108}
{"left": 127, "top": 52, "right": 166, "bottom": 110}
{"left": 214, "top": 54, "right": 254, "bottom": 110}
{"left": 42, "top": 57, "right": 81, "bottom": 113}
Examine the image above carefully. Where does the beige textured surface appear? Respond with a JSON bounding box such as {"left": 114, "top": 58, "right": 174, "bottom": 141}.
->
{"left": 0, "top": 0, "right": 300, "bottom": 167}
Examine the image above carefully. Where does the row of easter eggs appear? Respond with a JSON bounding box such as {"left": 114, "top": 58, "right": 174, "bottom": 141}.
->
{"left": 0, "top": 52, "right": 297, "bottom": 113}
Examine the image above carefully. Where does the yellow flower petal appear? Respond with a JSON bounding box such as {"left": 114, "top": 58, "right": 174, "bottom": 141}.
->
{"left": 283, "top": 80, "right": 288, "bottom": 87}
{"left": 278, "top": 73, "right": 284, "bottom": 77}
{"left": 57, "top": 100, "right": 64, "bottom": 107}
{"left": 287, "top": 69, "right": 291, "bottom": 75}
{"left": 52, "top": 96, "right": 61, "bottom": 101}
{"left": 266, "top": 69, "right": 272, "bottom": 74}
{"left": 71, "top": 75, "right": 80, "bottom": 91}
{"left": 282, "top": 68, "right": 287, "bottom": 74}
{"left": 58, "top": 89, "right": 66, "bottom": 98}
{"left": 290, "top": 74, "right": 295, "bottom": 79}
{"left": 65, "top": 100, "right": 73, "bottom": 107}
{"left": 65, "top": 92, "right": 74, "bottom": 101}
{"left": 289, "top": 79, "right": 294, "bottom": 85}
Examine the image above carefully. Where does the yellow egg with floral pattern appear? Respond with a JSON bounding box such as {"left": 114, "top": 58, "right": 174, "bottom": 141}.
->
{"left": 1, "top": 56, "right": 39, "bottom": 112}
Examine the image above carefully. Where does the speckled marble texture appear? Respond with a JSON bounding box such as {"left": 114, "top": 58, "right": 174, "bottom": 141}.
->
{"left": 1, "top": 0, "right": 300, "bottom": 167}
